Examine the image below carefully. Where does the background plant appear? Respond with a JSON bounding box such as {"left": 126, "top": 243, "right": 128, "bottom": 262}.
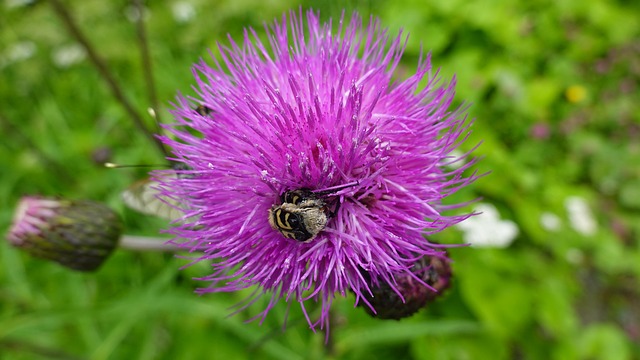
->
{"left": 1, "top": 0, "right": 639, "bottom": 359}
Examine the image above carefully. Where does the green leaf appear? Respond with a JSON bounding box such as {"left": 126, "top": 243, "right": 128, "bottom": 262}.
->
{"left": 457, "top": 250, "right": 534, "bottom": 339}
{"left": 618, "top": 179, "right": 640, "bottom": 210}
{"left": 412, "top": 332, "right": 509, "bottom": 360}
{"left": 536, "top": 278, "right": 578, "bottom": 338}
{"left": 578, "top": 324, "right": 632, "bottom": 360}
{"left": 337, "top": 320, "right": 480, "bottom": 351}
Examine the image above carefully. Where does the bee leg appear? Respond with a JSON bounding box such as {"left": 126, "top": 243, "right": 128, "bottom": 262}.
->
{"left": 328, "top": 199, "right": 342, "bottom": 218}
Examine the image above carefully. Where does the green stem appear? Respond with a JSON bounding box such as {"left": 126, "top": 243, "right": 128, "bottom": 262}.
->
{"left": 119, "top": 235, "right": 185, "bottom": 252}
{"left": 48, "top": 0, "right": 168, "bottom": 159}
{"left": 133, "top": 0, "right": 165, "bottom": 136}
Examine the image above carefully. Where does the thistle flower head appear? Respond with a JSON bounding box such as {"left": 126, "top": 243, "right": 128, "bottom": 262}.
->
{"left": 159, "top": 9, "right": 477, "bottom": 330}
{"left": 6, "top": 197, "right": 122, "bottom": 271}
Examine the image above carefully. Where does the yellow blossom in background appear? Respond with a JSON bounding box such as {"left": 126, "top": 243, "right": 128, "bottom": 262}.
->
{"left": 565, "top": 84, "right": 587, "bottom": 103}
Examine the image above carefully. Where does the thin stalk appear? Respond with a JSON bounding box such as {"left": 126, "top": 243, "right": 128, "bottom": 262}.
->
{"left": 48, "top": 0, "right": 169, "bottom": 158}
{"left": 132, "top": 0, "right": 165, "bottom": 136}
{"left": 119, "top": 235, "right": 188, "bottom": 252}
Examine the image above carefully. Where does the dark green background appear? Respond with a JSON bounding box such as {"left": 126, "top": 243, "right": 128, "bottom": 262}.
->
{"left": 1, "top": 0, "right": 639, "bottom": 358}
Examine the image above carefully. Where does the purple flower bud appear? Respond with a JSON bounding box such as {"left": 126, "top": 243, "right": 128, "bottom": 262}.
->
{"left": 6, "top": 197, "right": 122, "bottom": 271}
{"left": 158, "top": 9, "right": 478, "bottom": 330}
{"left": 357, "top": 254, "right": 452, "bottom": 320}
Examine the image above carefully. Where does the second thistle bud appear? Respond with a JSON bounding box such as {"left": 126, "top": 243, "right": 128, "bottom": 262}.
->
{"left": 359, "top": 254, "right": 452, "bottom": 320}
{"left": 6, "top": 197, "right": 122, "bottom": 271}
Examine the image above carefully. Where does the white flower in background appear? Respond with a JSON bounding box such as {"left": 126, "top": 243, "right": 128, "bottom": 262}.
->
{"left": 52, "top": 44, "right": 86, "bottom": 68}
{"left": 6, "top": 0, "right": 36, "bottom": 8}
{"left": 564, "top": 196, "right": 597, "bottom": 236}
{"left": 0, "top": 41, "right": 36, "bottom": 68}
{"left": 457, "top": 203, "right": 519, "bottom": 248}
{"left": 441, "top": 149, "right": 466, "bottom": 170}
{"left": 124, "top": 5, "right": 149, "bottom": 22}
{"left": 540, "top": 212, "right": 561, "bottom": 231}
{"left": 172, "top": 2, "right": 196, "bottom": 23}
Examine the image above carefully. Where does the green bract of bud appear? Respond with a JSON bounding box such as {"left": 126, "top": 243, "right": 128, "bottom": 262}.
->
{"left": 6, "top": 197, "right": 122, "bottom": 271}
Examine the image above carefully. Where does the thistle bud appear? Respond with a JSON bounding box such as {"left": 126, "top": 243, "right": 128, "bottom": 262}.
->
{"left": 359, "top": 254, "right": 452, "bottom": 320}
{"left": 6, "top": 197, "right": 122, "bottom": 271}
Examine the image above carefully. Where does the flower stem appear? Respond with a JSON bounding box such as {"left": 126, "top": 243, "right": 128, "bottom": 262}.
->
{"left": 119, "top": 235, "right": 184, "bottom": 252}
{"left": 48, "top": 0, "right": 169, "bottom": 159}
{"left": 133, "top": 0, "right": 164, "bottom": 133}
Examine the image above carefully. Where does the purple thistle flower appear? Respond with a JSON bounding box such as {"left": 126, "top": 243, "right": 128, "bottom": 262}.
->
{"left": 158, "top": 9, "right": 478, "bottom": 331}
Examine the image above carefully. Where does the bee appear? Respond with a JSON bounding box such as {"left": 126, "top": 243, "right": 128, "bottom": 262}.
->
{"left": 195, "top": 104, "right": 213, "bottom": 116}
{"left": 268, "top": 183, "right": 358, "bottom": 242}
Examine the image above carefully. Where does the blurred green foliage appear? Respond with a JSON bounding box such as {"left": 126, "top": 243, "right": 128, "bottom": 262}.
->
{"left": 1, "top": 0, "right": 639, "bottom": 359}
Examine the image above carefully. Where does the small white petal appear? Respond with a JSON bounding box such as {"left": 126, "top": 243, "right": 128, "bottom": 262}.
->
{"left": 564, "top": 196, "right": 597, "bottom": 236}
{"left": 474, "top": 203, "right": 500, "bottom": 220}
{"left": 540, "top": 212, "right": 561, "bottom": 231}
{"left": 52, "top": 44, "right": 86, "bottom": 68}
{"left": 124, "top": 5, "right": 150, "bottom": 22}
{"left": 172, "top": 2, "right": 196, "bottom": 23}
{"left": 441, "top": 149, "right": 466, "bottom": 169}
{"left": 457, "top": 203, "right": 518, "bottom": 248}
{"left": 6, "top": 0, "right": 36, "bottom": 8}
{"left": 1, "top": 41, "right": 37, "bottom": 68}
{"left": 8, "top": 41, "right": 37, "bottom": 61}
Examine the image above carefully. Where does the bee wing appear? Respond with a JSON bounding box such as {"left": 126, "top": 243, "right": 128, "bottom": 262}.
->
{"left": 122, "top": 178, "right": 185, "bottom": 221}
